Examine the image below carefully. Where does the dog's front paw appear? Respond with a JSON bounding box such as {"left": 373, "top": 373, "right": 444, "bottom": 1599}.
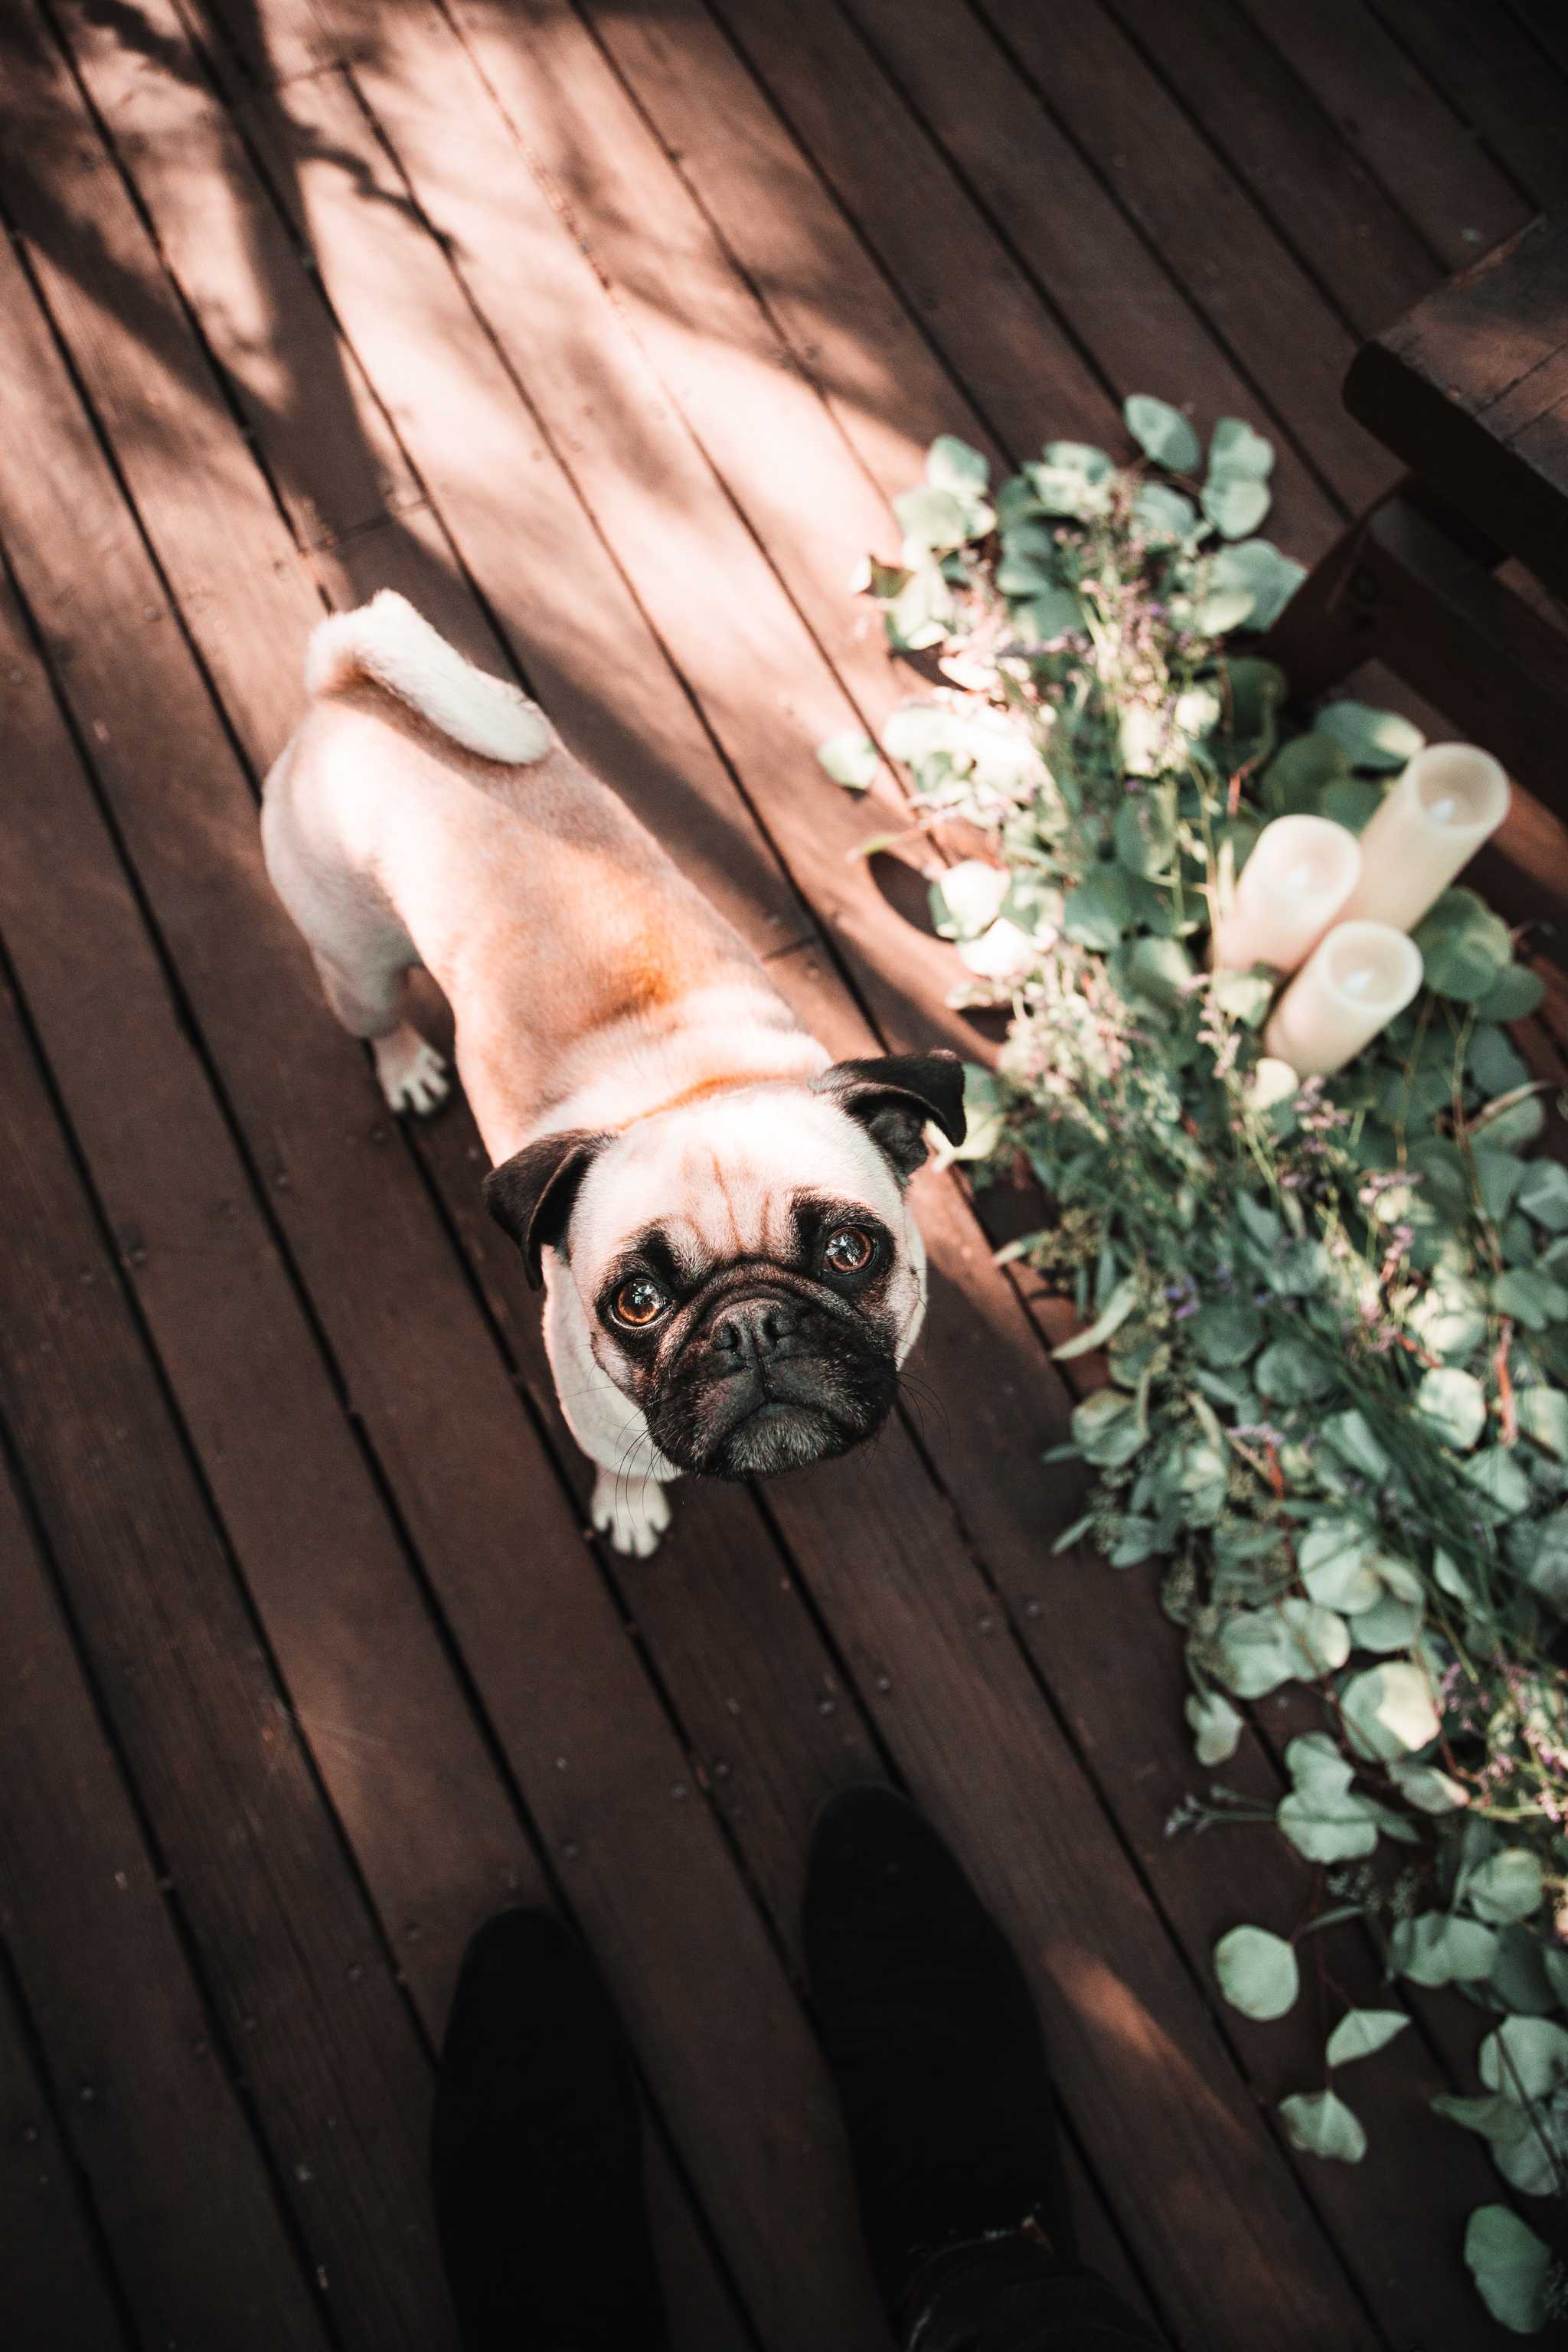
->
{"left": 374, "top": 1029, "right": 451, "bottom": 1116}
{"left": 591, "top": 1468, "right": 672, "bottom": 1557}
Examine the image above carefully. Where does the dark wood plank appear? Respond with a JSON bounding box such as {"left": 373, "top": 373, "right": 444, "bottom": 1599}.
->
{"left": 0, "top": 972, "right": 453, "bottom": 2350}
{"left": 1369, "top": 0, "right": 1568, "bottom": 211}
{"left": 0, "top": 469, "right": 534, "bottom": 2030}
{"left": 1233, "top": 0, "right": 1530, "bottom": 272}
{"left": 1102, "top": 0, "right": 1442, "bottom": 333}
{"left": 0, "top": 1942, "right": 134, "bottom": 2352}
{"left": 1507, "top": 0, "right": 1568, "bottom": 80}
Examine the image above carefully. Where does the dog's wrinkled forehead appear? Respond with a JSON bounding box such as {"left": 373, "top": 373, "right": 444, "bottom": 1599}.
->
{"left": 570, "top": 1089, "right": 906, "bottom": 1278}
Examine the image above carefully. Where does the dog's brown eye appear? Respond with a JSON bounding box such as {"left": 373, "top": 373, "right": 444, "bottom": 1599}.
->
{"left": 824, "top": 1226, "right": 876, "bottom": 1276}
{"left": 612, "top": 1276, "right": 669, "bottom": 1329}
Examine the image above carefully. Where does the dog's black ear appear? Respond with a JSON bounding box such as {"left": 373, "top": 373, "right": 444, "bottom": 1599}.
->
{"left": 811, "top": 1050, "right": 967, "bottom": 1181}
{"left": 483, "top": 1129, "right": 612, "bottom": 1288}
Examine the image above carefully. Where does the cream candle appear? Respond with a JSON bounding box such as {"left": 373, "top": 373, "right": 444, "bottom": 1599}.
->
{"left": 1337, "top": 743, "right": 1510, "bottom": 933}
{"left": 1210, "top": 815, "right": 1361, "bottom": 973}
{"left": 1264, "top": 922, "right": 1423, "bottom": 1078}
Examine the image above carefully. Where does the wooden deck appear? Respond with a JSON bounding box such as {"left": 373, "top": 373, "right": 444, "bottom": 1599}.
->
{"left": 1, "top": 4, "right": 1564, "bottom": 2347}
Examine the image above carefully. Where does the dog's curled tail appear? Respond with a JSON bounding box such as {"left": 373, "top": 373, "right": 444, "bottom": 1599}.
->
{"left": 305, "top": 590, "right": 553, "bottom": 764}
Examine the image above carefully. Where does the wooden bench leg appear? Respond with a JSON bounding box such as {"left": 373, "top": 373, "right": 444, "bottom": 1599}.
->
{"left": 1256, "top": 506, "right": 1379, "bottom": 699}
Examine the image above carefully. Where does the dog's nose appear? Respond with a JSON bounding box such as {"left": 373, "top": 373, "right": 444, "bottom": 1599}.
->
{"left": 710, "top": 1296, "right": 798, "bottom": 1362}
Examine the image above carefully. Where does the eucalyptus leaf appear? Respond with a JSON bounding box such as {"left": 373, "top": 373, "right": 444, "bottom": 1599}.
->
{"left": 1298, "top": 1517, "right": 1380, "bottom": 1613}
{"left": 1475, "top": 963, "right": 1546, "bottom": 1022}
{"left": 1350, "top": 1586, "right": 1426, "bottom": 1654}
{"left": 1031, "top": 443, "right": 1112, "bottom": 518}
{"left": 1014, "top": 586, "right": 1086, "bottom": 644}
{"left": 1070, "top": 1387, "right": 1145, "bottom": 1468}
{"left": 1278, "top": 1785, "right": 1379, "bottom": 1864}
{"left": 1390, "top": 1911, "right": 1498, "bottom": 1987}
{"left": 1516, "top": 1387, "right": 1568, "bottom": 1459}
{"left": 1187, "top": 1301, "right": 1263, "bottom": 1367}
{"left": 956, "top": 917, "right": 1037, "bottom": 982}
{"left": 1201, "top": 470, "right": 1271, "bottom": 541}
{"left": 1489, "top": 1926, "right": 1560, "bottom": 2019}
{"left": 1461, "top": 1446, "right": 1534, "bottom": 1520}
{"left": 1279, "top": 1596, "right": 1351, "bottom": 1674}
{"left": 884, "top": 557, "right": 955, "bottom": 649}
{"left": 1416, "top": 1367, "right": 1488, "bottom": 1452}
{"left": 1465, "top": 1849, "right": 1545, "bottom": 1927}
{"left": 1312, "top": 703, "right": 1424, "bottom": 771}
{"left": 1054, "top": 1276, "right": 1141, "bottom": 1361}
{"left": 1185, "top": 1689, "right": 1243, "bottom": 1766}
{"left": 1388, "top": 1757, "right": 1468, "bottom": 1814}
{"left": 1262, "top": 731, "right": 1349, "bottom": 814}
{"left": 1278, "top": 2089, "right": 1366, "bottom": 2164}
{"left": 1208, "top": 417, "right": 1275, "bottom": 479}
{"left": 1123, "top": 394, "right": 1200, "bottom": 473}
{"left": 929, "top": 859, "right": 1011, "bottom": 940}
{"left": 1123, "top": 935, "right": 1196, "bottom": 1008}
{"left": 1318, "top": 776, "right": 1385, "bottom": 835}
{"left": 895, "top": 484, "right": 977, "bottom": 554}
{"left": 1517, "top": 1158, "right": 1568, "bottom": 1234}
{"left": 1062, "top": 865, "right": 1135, "bottom": 949}
{"left": 1478, "top": 2015, "right": 1568, "bottom": 2102}
{"left": 1321, "top": 1410, "right": 1390, "bottom": 1482}
{"left": 1214, "top": 1607, "right": 1299, "bottom": 1698}
{"left": 1464, "top": 2205, "right": 1553, "bottom": 2334}
{"left": 817, "top": 730, "right": 880, "bottom": 792}
{"left": 1326, "top": 2009, "right": 1410, "bottom": 2067}
{"left": 1132, "top": 482, "right": 1198, "bottom": 542}
{"left": 1214, "top": 1923, "right": 1298, "bottom": 2020}
{"left": 1340, "top": 1661, "right": 1442, "bottom": 1760}
{"left": 1115, "top": 791, "right": 1178, "bottom": 877}
{"left": 1439, "top": 2095, "right": 1563, "bottom": 2199}
{"left": 926, "top": 435, "right": 991, "bottom": 498}
{"left": 1415, "top": 889, "right": 1514, "bottom": 1003}
{"left": 996, "top": 550, "right": 1057, "bottom": 596}
{"left": 1255, "top": 1339, "right": 1334, "bottom": 1406}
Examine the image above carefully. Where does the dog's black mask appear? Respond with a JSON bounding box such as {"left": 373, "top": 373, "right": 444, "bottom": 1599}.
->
{"left": 642, "top": 1259, "right": 899, "bottom": 1478}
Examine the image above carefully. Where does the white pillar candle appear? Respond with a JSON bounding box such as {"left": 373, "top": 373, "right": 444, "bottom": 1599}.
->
{"left": 1337, "top": 743, "right": 1510, "bottom": 933}
{"left": 1264, "top": 922, "right": 1423, "bottom": 1078}
{"left": 1210, "top": 815, "right": 1361, "bottom": 973}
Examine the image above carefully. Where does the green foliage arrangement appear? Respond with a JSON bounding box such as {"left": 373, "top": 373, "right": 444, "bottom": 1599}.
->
{"left": 821, "top": 398, "right": 1567, "bottom": 2334}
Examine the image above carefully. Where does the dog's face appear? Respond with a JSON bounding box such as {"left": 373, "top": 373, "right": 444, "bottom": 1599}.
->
{"left": 485, "top": 1054, "right": 965, "bottom": 1479}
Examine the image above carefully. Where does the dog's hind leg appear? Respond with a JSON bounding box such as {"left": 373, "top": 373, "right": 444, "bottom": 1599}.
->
{"left": 312, "top": 950, "right": 452, "bottom": 1118}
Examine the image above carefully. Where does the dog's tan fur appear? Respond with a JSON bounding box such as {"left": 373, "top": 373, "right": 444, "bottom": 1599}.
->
{"left": 262, "top": 594, "right": 949, "bottom": 1552}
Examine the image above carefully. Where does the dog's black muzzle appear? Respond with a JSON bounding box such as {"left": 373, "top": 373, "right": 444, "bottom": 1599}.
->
{"left": 645, "top": 1271, "right": 897, "bottom": 1478}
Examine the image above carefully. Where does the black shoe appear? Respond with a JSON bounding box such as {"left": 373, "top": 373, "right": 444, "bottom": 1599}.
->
{"left": 431, "top": 1909, "right": 671, "bottom": 2350}
{"left": 802, "top": 1785, "right": 1076, "bottom": 2322}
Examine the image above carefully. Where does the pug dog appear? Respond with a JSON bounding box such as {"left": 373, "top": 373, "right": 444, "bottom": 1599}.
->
{"left": 262, "top": 592, "right": 964, "bottom": 1553}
